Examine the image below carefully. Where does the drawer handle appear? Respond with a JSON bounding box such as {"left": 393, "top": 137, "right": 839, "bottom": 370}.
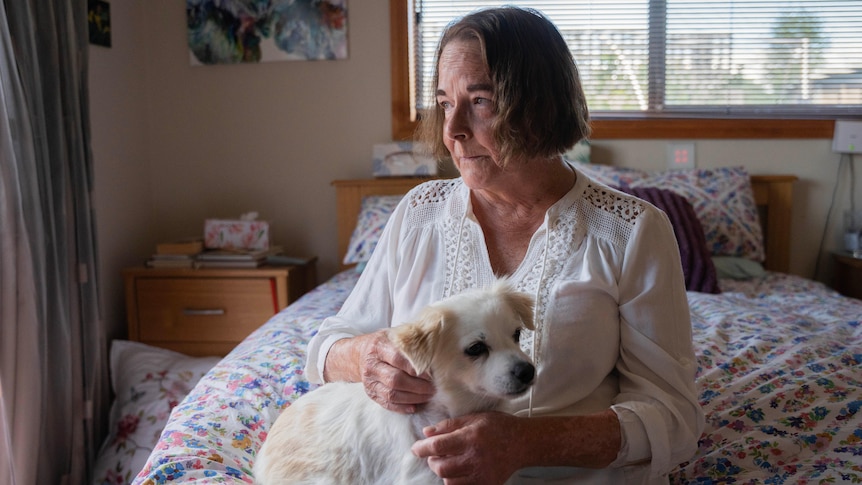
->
{"left": 183, "top": 308, "right": 225, "bottom": 316}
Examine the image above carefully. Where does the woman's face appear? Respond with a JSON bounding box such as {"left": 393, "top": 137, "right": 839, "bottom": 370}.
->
{"left": 436, "top": 39, "right": 504, "bottom": 187}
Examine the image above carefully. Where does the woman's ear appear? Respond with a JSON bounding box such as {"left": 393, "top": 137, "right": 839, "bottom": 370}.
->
{"left": 389, "top": 308, "right": 447, "bottom": 375}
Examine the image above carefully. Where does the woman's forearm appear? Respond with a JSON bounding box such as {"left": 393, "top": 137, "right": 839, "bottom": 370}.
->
{"left": 322, "top": 337, "right": 363, "bottom": 383}
{"left": 412, "top": 408, "right": 625, "bottom": 481}
{"left": 518, "top": 409, "right": 622, "bottom": 469}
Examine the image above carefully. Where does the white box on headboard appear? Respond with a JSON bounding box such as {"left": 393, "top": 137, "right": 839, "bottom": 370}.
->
{"left": 372, "top": 142, "right": 438, "bottom": 177}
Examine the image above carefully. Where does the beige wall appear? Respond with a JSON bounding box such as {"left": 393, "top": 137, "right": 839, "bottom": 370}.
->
{"left": 89, "top": 1, "right": 858, "bottom": 339}
{"left": 89, "top": 1, "right": 151, "bottom": 343}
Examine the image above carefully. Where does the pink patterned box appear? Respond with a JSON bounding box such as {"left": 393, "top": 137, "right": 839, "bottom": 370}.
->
{"left": 203, "top": 218, "right": 270, "bottom": 250}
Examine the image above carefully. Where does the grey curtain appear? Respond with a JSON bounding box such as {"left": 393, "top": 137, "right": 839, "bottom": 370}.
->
{"left": 0, "top": 0, "right": 106, "bottom": 483}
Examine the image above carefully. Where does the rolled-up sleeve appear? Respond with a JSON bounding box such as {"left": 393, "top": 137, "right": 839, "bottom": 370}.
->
{"left": 610, "top": 207, "right": 705, "bottom": 476}
{"left": 304, "top": 190, "right": 445, "bottom": 384}
{"left": 304, "top": 199, "right": 408, "bottom": 384}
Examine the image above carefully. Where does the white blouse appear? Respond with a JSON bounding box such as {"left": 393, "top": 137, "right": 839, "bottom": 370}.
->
{"left": 306, "top": 168, "right": 704, "bottom": 484}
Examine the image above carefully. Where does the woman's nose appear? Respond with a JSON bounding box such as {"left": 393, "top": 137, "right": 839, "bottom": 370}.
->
{"left": 444, "top": 104, "right": 471, "bottom": 140}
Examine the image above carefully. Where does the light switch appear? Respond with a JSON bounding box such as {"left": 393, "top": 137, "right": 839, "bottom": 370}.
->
{"left": 667, "top": 142, "right": 696, "bottom": 169}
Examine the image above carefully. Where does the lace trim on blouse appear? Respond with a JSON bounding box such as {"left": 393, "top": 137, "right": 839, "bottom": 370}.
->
{"left": 407, "top": 180, "right": 647, "bottom": 366}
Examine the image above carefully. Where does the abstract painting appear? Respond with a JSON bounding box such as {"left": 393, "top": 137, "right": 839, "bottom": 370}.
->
{"left": 187, "top": 0, "right": 348, "bottom": 65}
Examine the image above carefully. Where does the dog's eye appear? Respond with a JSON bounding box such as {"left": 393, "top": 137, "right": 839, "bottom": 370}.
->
{"left": 465, "top": 341, "right": 488, "bottom": 357}
{"left": 512, "top": 329, "right": 522, "bottom": 343}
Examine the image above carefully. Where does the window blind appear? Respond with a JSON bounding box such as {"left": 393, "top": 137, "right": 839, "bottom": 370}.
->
{"left": 413, "top": 0, "right": 862, "bottom": 118}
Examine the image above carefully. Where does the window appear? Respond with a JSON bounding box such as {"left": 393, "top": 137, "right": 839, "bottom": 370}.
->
{"left": 390, "top": 0, "right": 862, "bottom": 139}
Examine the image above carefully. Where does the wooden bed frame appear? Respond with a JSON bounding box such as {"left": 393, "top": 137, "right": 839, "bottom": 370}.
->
{"left": 332, "top": 174, "right": 798, "bottom": 273}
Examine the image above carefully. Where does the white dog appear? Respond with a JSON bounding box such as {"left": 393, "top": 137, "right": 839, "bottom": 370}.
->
{"left": 254, "top": 280, "right": 536, "bottom": 485}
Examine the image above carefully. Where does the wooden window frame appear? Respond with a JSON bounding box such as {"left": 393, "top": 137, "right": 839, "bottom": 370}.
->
{"left": 389, "top": 0, "right": 835, "bottom": 141}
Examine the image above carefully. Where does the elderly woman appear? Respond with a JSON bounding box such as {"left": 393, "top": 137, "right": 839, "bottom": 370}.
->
{"left": 306, "top": 6, "right": 703, "bottom": 484}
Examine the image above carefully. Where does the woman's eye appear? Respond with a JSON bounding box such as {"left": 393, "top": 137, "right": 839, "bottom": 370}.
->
{"left": 465, "top": 341, "right": 489, "bottom": 357}
{"left": 512, "top": 329, "right": 521, "bottom": 343}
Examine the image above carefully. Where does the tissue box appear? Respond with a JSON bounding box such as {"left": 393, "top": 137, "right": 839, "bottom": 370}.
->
{"left": 203, "top": 218, "right": 270, "bottom": 250}
{"left": 372, "top": 142, "right": 437, "bottom": 177}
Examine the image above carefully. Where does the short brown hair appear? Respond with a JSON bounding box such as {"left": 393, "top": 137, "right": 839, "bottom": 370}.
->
{"left": 417, "top": 6, "right": 591, "bottom": 166}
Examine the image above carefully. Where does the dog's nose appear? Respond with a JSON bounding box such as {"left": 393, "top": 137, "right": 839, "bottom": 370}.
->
{"left": 512, "top": 361, "right": 535, "bottom": 384}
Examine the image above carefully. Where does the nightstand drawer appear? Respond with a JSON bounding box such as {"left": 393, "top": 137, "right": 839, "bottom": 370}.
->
{"left": 134, "top": 277, "right": 278, "bottom": 343}
{"left": 124, "top": 262, "right": 317, "bottom": 356}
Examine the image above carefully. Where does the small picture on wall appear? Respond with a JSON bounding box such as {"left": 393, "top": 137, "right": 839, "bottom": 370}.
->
{"left": 88, "top": 0, "right": 111, "bottom": 48}
{"left": 187, "top": 0, "right": 348, "bottom": 65}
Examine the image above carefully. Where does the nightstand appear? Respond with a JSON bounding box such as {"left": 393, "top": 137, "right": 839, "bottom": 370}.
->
{"left": 832, "top": 252, "right": 862, "bottom": 300}
{"left": 123, "top": 260, "right": 317, "bottom": 356}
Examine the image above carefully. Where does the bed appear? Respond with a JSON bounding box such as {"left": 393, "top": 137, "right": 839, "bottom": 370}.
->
{"left": 95, "top": 165, "right": 862, "bottom": 485}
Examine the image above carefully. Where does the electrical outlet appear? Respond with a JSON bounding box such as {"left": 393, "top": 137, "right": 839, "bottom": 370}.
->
{"left": 667, "top": 142, "right": 695, "bottom": 169}
{"left": 832, "top": 120, "right": 862, "bottom": 154}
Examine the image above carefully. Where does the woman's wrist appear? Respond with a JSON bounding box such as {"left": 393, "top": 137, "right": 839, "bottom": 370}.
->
{"left": 322, "top": 336, "right": 363, "bottom": 383}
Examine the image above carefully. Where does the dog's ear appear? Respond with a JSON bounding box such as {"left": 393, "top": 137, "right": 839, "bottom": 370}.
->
{"left": 388, "top": 308, "right": 447, "bottom": 375}
{"left": 503, "top": 290, "right": 536, "bottom": 331}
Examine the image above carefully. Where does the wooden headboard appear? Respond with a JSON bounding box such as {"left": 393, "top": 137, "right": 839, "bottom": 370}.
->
{"left": 749, "top": 175, "right": 797, "bottom": 273}
{"left": 332, "top": 178, "right": 433, "bottom": 270}
{"left": 332, "top": 174, "right": 797, "bottom": 273}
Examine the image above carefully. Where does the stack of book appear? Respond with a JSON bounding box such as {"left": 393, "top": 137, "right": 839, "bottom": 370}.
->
{"left": 146, "top": 239, "right": 204, "bottom": 268}
{"left": 145, "top": 239, "right": 292, "bottom": 269}
{"left": 194, "top": 246, "right": 283, "bottom": 268}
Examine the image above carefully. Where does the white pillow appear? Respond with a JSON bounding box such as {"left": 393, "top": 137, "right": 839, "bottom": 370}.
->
{"left": 91, "top": 340, "right": 221, "bottom": 485}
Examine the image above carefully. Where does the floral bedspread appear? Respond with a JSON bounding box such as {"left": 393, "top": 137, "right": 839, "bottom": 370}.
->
{"left": 673, "top": 273, "right": 862, "bottom": 484}
{"left": 132, "top": 271, "right": 862, "bottom": 484}
{"left": 131, "top": 270, "right": 359, "bottom": 485}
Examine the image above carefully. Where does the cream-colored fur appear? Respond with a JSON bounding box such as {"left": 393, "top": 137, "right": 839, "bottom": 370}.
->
{"left": 253, "top": 280, "right": 536, "bottom": 485}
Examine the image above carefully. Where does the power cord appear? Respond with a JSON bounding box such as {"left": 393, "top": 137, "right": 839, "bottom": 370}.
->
{"left": 850, "top": 154, "right": 859, "bottom": 254}
{"left": 813, "top": 153, "right": 847, "bottom": 281}
{"left": 850, "top": 154, "right": 857, "bottom": 217}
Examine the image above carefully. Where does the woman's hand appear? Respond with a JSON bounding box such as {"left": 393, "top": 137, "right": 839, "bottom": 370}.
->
{"left": 357, "top": 330, "right": 435, "bottom": 413}
{"left": 411, "top": 411, "right": 525, "bottom": 485}
{"left": 325, "top": 330, "right": 434, "bottom": 414}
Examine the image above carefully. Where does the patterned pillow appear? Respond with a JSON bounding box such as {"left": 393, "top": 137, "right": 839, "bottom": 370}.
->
{"left": 342, "top": 195, "right": 404, "bottom": 265}
{"left": 618, "top": 186, "right": 720, "bottom": 294}
{"left": 574, "top": 163, "right": 764, "bottom": 261}
{"left": 571, "top": 161, "right": 647, "bottom": 188}
{"left": 92, "top": 341, "right": 220, "bottom": 485}
{"left": 630, "top": 166, "right": 764, "bottom": 261}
